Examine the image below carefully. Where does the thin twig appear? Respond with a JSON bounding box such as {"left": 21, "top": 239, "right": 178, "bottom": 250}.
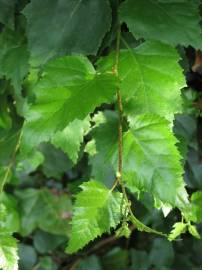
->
{"left": 0, "top": 129, "right": 23, "bottom": 192}
{"left": 69, "top": 258, "right": 81, "bottom": 270}
{"left": 114, "top": 25, "right": 123, "bottom": 181}
{"left": 113, "top": 24, "right": 131, "bottom": 222}
{"left": 87, "top": 234, "right": 118, "bottom": 255}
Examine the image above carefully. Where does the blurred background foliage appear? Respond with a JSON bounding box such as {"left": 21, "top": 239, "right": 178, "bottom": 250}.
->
{"left": 1, "top": 0, "right": 202, "bottom": 269}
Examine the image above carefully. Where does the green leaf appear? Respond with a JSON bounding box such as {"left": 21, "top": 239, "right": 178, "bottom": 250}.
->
{"left": 66, "top": 180, "right": 123, "bottom": 253}
{"left": 0, "top": 126, "right": 21, "bottom": 190}
{"left": 191, "top": 191, "right": 202, "bottom": 222}
{"left": 0, "top": 0, "right": 15, "bottom": 29}
{"left": 0, "top": 94, "right": 12, "bottom": 130}
{"left": 18, "top": 244, "right": 37, "bottom": 270}
{"left": 122, "top": 115, "right": 188, "bottom": 208}
{"left": 52, "top": 117, "right": 91, "bottom": 164}
{"left": 0, "top": 235, "right": 18, "bottom": 270}
{"left": 186, "top": 149, "right": 202, "bottom": 190}
{"left": 0, "top": 29, "right": 29, "bottom": 94}
{"left": 174, "top": 114, "right": 197, "bottom": 160}
{"left": 40, "top": 144, "right": 73, "bottom": 180}
{"left": 16, "top": 149, "right": 44, "bottom": 175}
{"left": 168, "top": 222, "right": 187, "bottom": 241}
{"left": 149, "top": 238, "right": 174, "bottom": 267}
{"left": 88, "top": 112, "right": 188, "bottom": 209}
{"left": 102, "top": 247, "right": 128, "bottom": 270}
{"left": 120, "top": 0, "right": 202, "bottom": 48}
{"left": 23, "top": 0, "right": 112, "bottom": 65}
{"left": 0, "top": 128, "right": 20, "bottom": 166}
{"left": 0, "top": 194, "right": 20, "bottom": 234}
{"left": 130, "top": 249, "right": 150, "bottom": 270}
{"left": 115, "top": 222, "right": 131, "bottom": 238}
{"left": 15, "top": 188, "right": 72, "bottom": 236}
{"left": 188, "top": 225, "right": 201, "bottom": 239}
{"left": 37, "top": 256, "right": 57, "bottom": 270}
{"left": 98, "top": 41, "right": 185, "bottom": 120}
{"left": 22, "top": 55, "right": 116, "bottom": 153}
{"left": 33, "top": 231, "right": 65, "bottom": 254}
{"left": 86, "top": 111, "right": 118, "bottom": 187}
{"left": 77, "top": 255, "right": 102, "bottom": 270}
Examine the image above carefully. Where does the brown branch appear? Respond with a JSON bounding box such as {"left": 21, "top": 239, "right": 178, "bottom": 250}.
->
{"left": 87, "top": 234, "right": 118, "bottom": 255}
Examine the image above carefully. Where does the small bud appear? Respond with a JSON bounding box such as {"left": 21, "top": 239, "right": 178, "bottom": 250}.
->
{"left": 116, "top": 171, "right": 121, "bottom": 179}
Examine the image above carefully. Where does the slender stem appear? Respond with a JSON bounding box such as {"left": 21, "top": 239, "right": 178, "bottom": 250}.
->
{"left": 0, "top": 129, "right": 23, "bottom": 193}
{"left": 110, "top": 24, "right": 123, "bottom": 192}
{"left": 87, "top": 234, "right": 118, "bottom": 254}
{"left": 113, "top": 25, "right": 131, "bottom": 222}
{"left": 114, "top": 25, "right": 129, "bottom": 202}
{"left": 111, "top": 23, "right": 128, "bottom": 198}
{"left": 70, "top": 259, "right": 81, "bottom": 270}
{"left": 117, "top": 90, "right": 123, "bottom": 177}
{"left": 114, "top": 24, "right": 121, "bottom": 73}
{"left": 114, "top": 25, "right": 123, "bottom": 181}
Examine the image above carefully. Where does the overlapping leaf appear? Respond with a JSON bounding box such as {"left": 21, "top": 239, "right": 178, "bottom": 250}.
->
{"left": 23, "top": 0, "right": 112, "bottom": 65}
{"left": 0, "top": 235, "right": 18, "bottom": 270}
{"left": 168, "top": 222, "right": 187, "bottom": 241}
{"left": 121, "top": 115, "right": 188, "bottom": 208}
{"left": 0, "top": 0, "right": 15, "bottom": 29}
{"left": 0, "top": 94, "right": 12, "bottom": 130}
{"left": 0, "top": 126, "right": 21, "bottom": 191}
{"left": 98, "top": 41, "right": 185, "bottom": 121}
{"left": 16, "top": 149, "right": 44, "bottom": 175}
{"left": 88, "top": 112, "right": 188, "bottom": 209}
{"left": 15, "top": 188, "right": 72, "bottom": 236}
{"left": 0, "top": 29, "right": 29, "bottom": 94}
{"left": 0, "top": 126, "right": 20, "bottom": 162}
{"left": 120, "top": 0, "right": 202, "bottom": 48}
{"left": 52, "top": 117, "right": 91, "bottom": 164}
{"left": 22, "top": 55, "right": 116, "bottom": 153}
{"left": 191, "top": 190, "right": 202, "bottom": 222}
{"left": 86, "top": 111, "right": 118, "bottom": 187}
{"left": 40, "top": 144, "right": 73, "bottom": 180}
{"left": 66, "top": 181, "right": 123, "bottom": 253}
{"left": 0, "top": 193, "right": 20, "bottom": 234}
{"left": 0, "top": 204, "right": 19, "bottom": 270}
